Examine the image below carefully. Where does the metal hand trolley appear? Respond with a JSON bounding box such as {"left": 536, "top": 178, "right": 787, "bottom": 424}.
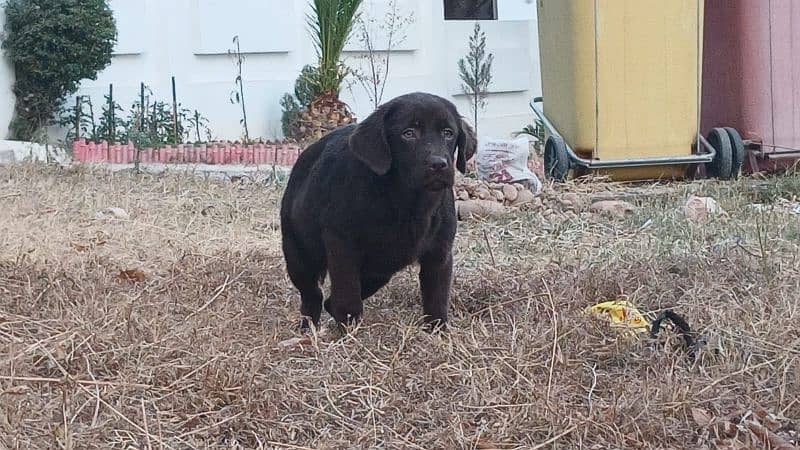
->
{"left": 531, "top": 0, "right": 741, "bottom": 182}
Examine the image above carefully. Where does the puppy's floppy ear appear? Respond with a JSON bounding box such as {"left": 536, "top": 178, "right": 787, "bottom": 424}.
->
{"left": 349, "top": 105, "right": 391, "bottom": 175}
{"left": 456, "top": 118, "right": 477, "bottom": 174}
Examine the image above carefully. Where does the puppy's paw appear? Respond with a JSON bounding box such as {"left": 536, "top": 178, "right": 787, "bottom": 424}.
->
{"left": 324, "top": 298, "right": 363, "bottom": 328}
{"left": 298, "top": 316, "right": 319, "bottom": 333}
{"left": 334, "top": 312, "right": 362, "bottom": 333}
{"left": 422, "top": 317, "right": 449, "bottom": 334}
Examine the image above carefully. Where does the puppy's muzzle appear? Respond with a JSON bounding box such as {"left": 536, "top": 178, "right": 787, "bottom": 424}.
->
{"left": 428, "top": 155, "right": 449, "bottom": 173}
{"left": 425, "top": 155, "right": 454, "bottom": 191}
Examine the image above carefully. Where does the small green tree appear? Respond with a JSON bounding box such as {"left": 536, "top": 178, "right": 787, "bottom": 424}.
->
{"left": 2, "top": 0, "right": 117, "bottom": 141}
{"left": 352, "top": 0, "right": 415, "bottom": 110}
{"left": 228, "top": 35, "right": 251, "bottom": 143}
{"left": 457, "top": 23, "right": 493, "bottom": 138}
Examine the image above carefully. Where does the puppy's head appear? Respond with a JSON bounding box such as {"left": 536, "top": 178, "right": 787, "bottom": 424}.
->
{"left": 349, "top": 92, "right": 476, "bottom": 191}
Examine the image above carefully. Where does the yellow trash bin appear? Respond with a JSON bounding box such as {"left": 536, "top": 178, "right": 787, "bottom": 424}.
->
{"left": 532, "top": 0, "right": 732, "bottom": 182}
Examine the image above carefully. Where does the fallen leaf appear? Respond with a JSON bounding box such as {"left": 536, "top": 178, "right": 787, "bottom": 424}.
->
{"left": 692, "top": 407, "right": 714, "bottom": 427}
{"left": 277, "top": 336, "right": 312, "bottom": 350}
{"left": 117, "top": 269, "right": 146, "bottom": 283}
{"left": 71, "top": 243, "right": 90, "bottom": 252}
{"left": 95, "top": 207, "right": 130, "bottom": 220}
{"left": 1, "top": 385, "right": 31, "bottom": 396}
{"left": 71, "top": 236, "right": 107, "bottom": 252}
{"left": 713, "top": 438, "right": 747, "bottom": 450}
{"left": 754, "top": 407, "right": 783, "bottom": 432}
{"left": 744, "top": 420, "right": 797, "bottom": 450}
{"left": 475, "top": 437, "right": 516, "bottom": 450}
{"left": 475, "top": 440, "right": 499, "bottom": 450}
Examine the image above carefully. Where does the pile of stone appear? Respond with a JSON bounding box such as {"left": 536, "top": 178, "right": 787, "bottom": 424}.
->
{"left": 453, "top": 175, "right": 540, "bottom": 220}
{"left": 454, "top": 176, "right": 537, "bottom": 206}
{"left": 453, "top": 174, "right": 637, "bottom": 222}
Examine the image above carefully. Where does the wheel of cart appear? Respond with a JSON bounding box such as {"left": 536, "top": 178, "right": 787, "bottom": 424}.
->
{"left": 544, "top": 135, "right": 570, "bottom": 182}
{"left": 725, "top": 127, "right": 746, "bottom": 179}
{"left": 700, "top": 127, "right": 746, "bottom": 181}
{"left": 533, "top": 1, "right": 742, "bottom": 183}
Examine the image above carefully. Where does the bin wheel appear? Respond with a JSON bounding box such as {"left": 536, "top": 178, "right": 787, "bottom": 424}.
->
{"left": 545, "top": 135, "right": 570, "bottom": 182}
{"left": 724, "top": 127, "right": 745, "bottom": 179}
{"left": 706, "top": 127, "right": 733, "bottom": 180}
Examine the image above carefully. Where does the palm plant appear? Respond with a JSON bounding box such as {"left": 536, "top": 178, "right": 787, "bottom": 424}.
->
{"left": 307, "top": 0, "right": 361, "bottom": 95}
{"left": 293, "top": 0, "right": 362, "bottom": 142}
{"left": 513, "top": 119, "right": 546, "bottom": 155}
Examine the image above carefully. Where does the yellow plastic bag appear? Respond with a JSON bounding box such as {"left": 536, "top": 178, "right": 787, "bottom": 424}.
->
{"left": 587, "top": 300, "right": 650, "bottom": 332}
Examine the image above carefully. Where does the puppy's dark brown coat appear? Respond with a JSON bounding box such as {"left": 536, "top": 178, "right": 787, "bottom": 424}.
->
{"left": 280, "top": 92, "right": 475, "bottom": 329}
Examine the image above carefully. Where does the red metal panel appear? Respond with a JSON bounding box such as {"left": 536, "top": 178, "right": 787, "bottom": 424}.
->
{"left": 702, "top": 0, "right": 800, "bottom": 172}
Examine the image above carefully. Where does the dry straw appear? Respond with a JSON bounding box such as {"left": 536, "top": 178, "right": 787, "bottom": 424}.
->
{"left": 0, "top": 163, "right": 798, "bottom": 449}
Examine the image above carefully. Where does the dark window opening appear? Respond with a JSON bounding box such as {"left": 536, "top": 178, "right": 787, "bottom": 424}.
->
{"left": 444, "top": 0, "right": 498, "bottom": 20}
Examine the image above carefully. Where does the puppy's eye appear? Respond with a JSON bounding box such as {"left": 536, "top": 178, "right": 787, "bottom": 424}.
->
{"left": 402, "top": 129, "right": 417, "bottom": 140}
{"left": 442, "top": 128, "right": 455, "bottom": 140}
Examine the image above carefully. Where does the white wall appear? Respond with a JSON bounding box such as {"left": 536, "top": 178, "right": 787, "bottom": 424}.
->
{"left": 1, "top": 0, "right": 542, "bottom": 143}
{"left": 0, "top": 7, "right": 15, "bottom": 140}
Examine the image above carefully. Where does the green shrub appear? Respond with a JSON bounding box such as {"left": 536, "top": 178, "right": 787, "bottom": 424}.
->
{"left": 2, "top": 0, "right": 117, "bottom": 141}
{"left": 280, "top": 93, "right": 301, "bottom": 138}
{"left": 294, "top": 64, "right": 322, "bottom": 107}
{"left": 280, "top": 65, "right": 323, "bottom": 140}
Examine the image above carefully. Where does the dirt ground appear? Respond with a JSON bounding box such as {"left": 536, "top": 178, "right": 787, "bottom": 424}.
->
{"left": 1, "top": 163, "right": 798, "bottom": 449}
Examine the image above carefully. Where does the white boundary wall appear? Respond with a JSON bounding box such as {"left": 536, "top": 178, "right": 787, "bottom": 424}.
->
{"left": 0, "top": 0, "right": 542, "bottom": 142}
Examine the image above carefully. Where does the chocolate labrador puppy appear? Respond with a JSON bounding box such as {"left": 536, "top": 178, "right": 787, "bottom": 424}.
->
{"left": 280, "top": 92, "right": 476, "bottom": 331}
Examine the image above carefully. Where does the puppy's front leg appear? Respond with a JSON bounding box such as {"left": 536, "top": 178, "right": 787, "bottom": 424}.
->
{"left": 322, "top": 231, "right": 363, "bottom": 327}
{"left": 418, "top": 248, "right": 453, "bottom": 330}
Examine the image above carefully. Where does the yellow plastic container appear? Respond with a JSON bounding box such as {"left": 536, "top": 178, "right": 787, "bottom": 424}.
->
{"left": 536, "top": 0, "right": 704, "bottom": 180}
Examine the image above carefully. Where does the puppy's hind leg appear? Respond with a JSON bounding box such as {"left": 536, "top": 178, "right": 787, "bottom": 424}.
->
{"left": 283, "top": 235, "right": 324, "bottom": 330}
{"left": 321, "top": 232, "right": 363, "bottom": 330}
{"left": 293, "top": 273, "right": 324, "bottom": 331}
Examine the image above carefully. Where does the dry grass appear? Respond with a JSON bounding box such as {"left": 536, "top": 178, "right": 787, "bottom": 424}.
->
{"left": 1, "top": 163, "right": 798, "bottom": 449}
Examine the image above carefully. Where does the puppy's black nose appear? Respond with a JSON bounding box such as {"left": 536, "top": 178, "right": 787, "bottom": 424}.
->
{"left": 428, "top": 156, "right": 449, "bottom": 172}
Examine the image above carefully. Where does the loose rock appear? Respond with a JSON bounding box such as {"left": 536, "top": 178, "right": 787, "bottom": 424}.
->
{"left": 560, "top": 193, "right": 584, "bottom": 211}
{"left": 684, "top": 195, "right": 725, "bottom": 222}
{"left": 456, "top": 200, "right": 508, "bottom": 220}
{"left": 95, "top": 207, "right": 130, "bottom": 220}
{"left": 513, "top": 189, "right": 536, "bottom": 206}
{"left": 502, "top": 184, "right": 519, "bottom": 203}
{"left": 590, "top": 200, "right": 636, "bottom": 219}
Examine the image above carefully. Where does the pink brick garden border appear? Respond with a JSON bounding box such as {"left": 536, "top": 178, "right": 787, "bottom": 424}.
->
{"left": 71, "top": 140, "right": 304, "bottom": 166}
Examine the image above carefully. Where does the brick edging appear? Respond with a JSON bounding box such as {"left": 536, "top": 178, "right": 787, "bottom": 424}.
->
{"left": 71, "top": 140, "right": 304, "bottom": 166}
